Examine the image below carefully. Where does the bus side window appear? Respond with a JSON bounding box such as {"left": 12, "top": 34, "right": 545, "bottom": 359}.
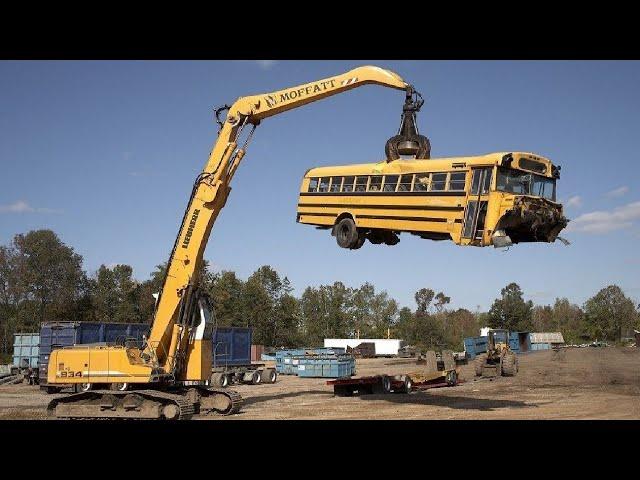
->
{"left": 414, "top": 174, "right": 429, "bottom": 191}
{"left": 342, "top": 176, "right": 355, "bottom": 193}
{"left": 449, "top": 172, "right": 466, "bottom": 191}
{"left": 319, "top": 177, "right": 330, "bottom": 193}
{"left": 430, "top": 173, "right": 447, "bottom": 191}
{"left": 355, "top": 176, "right": 368, "bottom": 192}
{"left": 398, "top": 174, "right": 413, "bottom": 192}
{"left": 329, "top": 177, "right": 341, "bottom": 192}
{"left": 472, "top": 168, "right": 492, "bottom": 194}
{"left": 482, "top": 170, "right": 491, "bottom": 193}
{"left": 308, "top": 178, "right": 318, "bottom": 192}
{"left": 368, "top": 175, "right": 383, "bottom": 192}
{"left": 383, "top": 175, "right": 399, "bottom": 192}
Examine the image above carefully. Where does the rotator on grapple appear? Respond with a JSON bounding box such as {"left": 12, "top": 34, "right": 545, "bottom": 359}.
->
{"left": 385, "top": 86, "right": 430, "bottom": 161}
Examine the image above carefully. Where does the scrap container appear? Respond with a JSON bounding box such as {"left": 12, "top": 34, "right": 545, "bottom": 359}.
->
{"left": 12, "top": 333, "right": 40, "bottom": 369}
{"left": 295, "top": 354, "right": 356, "bottom": 378}
{"left": 212, "top": 327, "right": 252, "bottom": 367}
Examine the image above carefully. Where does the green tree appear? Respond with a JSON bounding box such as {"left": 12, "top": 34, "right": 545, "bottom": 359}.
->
{"left": 395, "top": 306, "right": 415, "bottom": 343}
{"left": 241, "top": 265, "right": 300, "bottom": 347}
{"left": 10, "top": 230, "right": 89, "bottom": 327}
{"left": 204, "top": 270, "right": 245, "bottom": 327}
{"left": 551, "top": 298, "right": 584, "bottom": 343}
{"left": 441, "top": 308, "right": 479, "bottom": 349}
{"left": 532, "top": 305, "right": 554, "bottom": 332}
{"left": 583, "top": 285, "right": 637, "bottom": 342}
{"left": 414, "top": 288, "right": 435, "bottom": 314}
{"left": 0, "top": 230, "right": 90, "bottom": 358}
{"left": 300, "top": 282, "right": 353, "bottom": 345}
{"left": 90, "top": 264, "right": 144, "bottom": 323}
{"left": 488, "top": 283, "right": 533, "bottom": 332}
{"left": 434, "top": 292, "right": 451, "bottom": 313}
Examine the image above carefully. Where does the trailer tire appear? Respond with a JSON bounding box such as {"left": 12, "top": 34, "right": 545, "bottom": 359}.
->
{"left": 474, "top": 354, "right": 488, "bottom": 376}
{"left": 251, "top": 370, "right": 262, "bottom": 385}
{"left": 211, "top": 372, "right": 228, "bottom": 388}
{"left": 262, "top": 368, "right": 277, "bottom": 384}
{"left": 402, "top": 376, "right": 413, "bottom": 394}
{"left": 373, "top": 375, "right": 391, "bottom": 394}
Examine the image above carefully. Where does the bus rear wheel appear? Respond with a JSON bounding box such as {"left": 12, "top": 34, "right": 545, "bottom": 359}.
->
{"left": 335, "top": 218, "right": 359, "bottom": 249}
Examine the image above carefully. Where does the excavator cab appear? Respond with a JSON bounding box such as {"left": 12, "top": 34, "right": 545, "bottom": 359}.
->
{"left": 474, "top": 329, "right": 518, "bottom": 377}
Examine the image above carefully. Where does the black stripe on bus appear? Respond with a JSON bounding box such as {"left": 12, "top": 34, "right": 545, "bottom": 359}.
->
{"left": 298, "top": 203, "right": 464, "bottom": 212}
{"left": 300, "top": 212, "right": 458, "bottom": 224}
{"left": 300, "top": 191, "right": 467, "bottom": 197}
{"left": 357, "top": 215, "right": 448, "bottom": 222}
{"left": 299, "top": 212, "right": 450, "bottom": 223}
{"left": 300, "top": 213, "right": 464, "bottom": 224}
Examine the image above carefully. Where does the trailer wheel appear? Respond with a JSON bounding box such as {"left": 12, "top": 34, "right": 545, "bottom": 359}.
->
{"left": 262, "top": 368, "right": 277, "bottom": 384}
{"left": 110, "top": 382, "right": 129, "bottom": 391}
{"left": 211, "top": 372, "right": 228, "bottom": 388}
{"left": 373, "top": 376, "right": 391, "bottom": 394}
{"left": 251, "top": 370, "right": 262, "bottom": 385}
{"left": 401, "top": 376, "right": 413, "bottom": 394}
{"left": 446, "top": 370, "right": 458, "bottom": 386}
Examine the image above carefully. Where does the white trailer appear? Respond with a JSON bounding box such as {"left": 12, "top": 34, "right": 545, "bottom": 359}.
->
{"left": 323, "top": 339, "right": 404, "bottom": 357}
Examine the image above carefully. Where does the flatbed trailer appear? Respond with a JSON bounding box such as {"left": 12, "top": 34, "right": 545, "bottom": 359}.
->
{"left": 328, "top": 369, "right": 459, "bottom": 396}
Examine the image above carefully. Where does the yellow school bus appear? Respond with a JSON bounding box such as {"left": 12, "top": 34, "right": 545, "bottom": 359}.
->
{"left": 296, "top": 152, "right": 568, "bottom": 249}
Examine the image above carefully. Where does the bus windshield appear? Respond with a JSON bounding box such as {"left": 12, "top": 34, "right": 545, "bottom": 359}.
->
{"left": 496, "top": 167, "right": 556, "bottom": 201}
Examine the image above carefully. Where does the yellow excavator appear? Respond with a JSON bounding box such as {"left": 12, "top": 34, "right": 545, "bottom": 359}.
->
{"left": 46, "top": 65, "right": 420, "bottom": 419}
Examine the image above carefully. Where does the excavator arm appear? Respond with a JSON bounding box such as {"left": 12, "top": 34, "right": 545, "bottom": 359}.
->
{"left": 147, "top": 65, "right": 413, "bottom": 374}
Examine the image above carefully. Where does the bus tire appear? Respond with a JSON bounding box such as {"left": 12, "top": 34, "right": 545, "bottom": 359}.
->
{"left": 335, "top": 218, "right": 358, "bottom": 249}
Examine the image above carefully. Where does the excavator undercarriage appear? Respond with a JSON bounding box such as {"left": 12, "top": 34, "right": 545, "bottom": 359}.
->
{"left": 47, "top": 387, "right": 242, "bottom": 420}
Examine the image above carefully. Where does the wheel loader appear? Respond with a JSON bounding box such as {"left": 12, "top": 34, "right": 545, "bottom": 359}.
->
{"left": 474, "top": 329, "right": 518, "bottom": 377}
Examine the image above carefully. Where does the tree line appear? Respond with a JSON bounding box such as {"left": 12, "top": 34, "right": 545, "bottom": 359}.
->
{"left": 1, "top": 229, "right": 639, "bottom": 361}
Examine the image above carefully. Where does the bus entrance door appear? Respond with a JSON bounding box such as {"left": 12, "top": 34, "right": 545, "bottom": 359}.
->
{"left": 462, "top": 167, "right": 492, "bottom": 245}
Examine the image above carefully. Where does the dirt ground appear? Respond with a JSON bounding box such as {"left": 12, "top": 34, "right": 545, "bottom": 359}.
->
{"left": 1, "top": 347, "right": 638, "bottom": 420}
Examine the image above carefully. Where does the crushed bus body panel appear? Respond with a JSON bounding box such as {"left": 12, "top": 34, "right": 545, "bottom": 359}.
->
{"left": 296, "top": 152, "right": 568, "bottom": 249}
{"left": 493, "top": 196, "right": 568, "bottom": 246}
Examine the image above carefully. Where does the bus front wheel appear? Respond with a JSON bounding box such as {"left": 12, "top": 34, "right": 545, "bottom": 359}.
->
{"left": 335, "top": 218, "right": 359, "bottom": 249}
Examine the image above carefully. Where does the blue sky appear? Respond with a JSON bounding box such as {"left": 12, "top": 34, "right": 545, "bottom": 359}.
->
{"left": 1, "top": 60, "right": 639, "bottom": 311}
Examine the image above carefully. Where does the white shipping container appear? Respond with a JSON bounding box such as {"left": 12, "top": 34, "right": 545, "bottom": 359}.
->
{"left": 323, "top": 339, "right": 403, "bottom": 356}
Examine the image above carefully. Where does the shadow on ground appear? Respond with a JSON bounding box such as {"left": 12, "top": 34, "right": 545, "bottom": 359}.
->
{"left": 356, "top": 392, "right": 534, "bottom": 411}
{"left": 241, "top": 390, "right": 332, "bottom": 407}
{"left": 241, "top": 389, "right": 533, "bottom": 412}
